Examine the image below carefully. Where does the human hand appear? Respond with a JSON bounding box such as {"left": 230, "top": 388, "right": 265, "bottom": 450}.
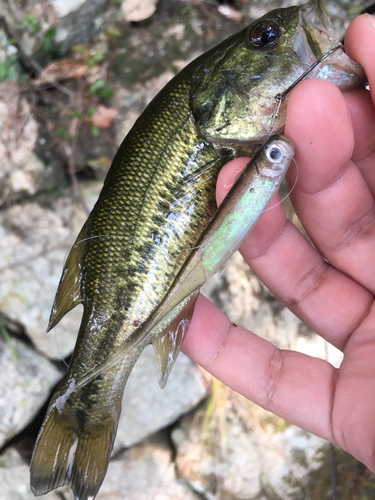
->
{"left": 182, "top": 13, "right": 375, "bottom": 471}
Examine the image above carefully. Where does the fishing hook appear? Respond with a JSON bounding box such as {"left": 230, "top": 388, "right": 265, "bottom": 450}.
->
{"left": 269, "top": 45, "right": 342, "bottom": 136}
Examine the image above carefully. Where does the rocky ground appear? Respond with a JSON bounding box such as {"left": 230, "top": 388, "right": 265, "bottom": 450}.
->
{"left": 1, "top": 0, "right": 375, "bottom": 499}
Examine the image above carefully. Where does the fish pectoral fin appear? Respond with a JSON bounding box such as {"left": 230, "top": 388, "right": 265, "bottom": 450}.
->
{"left": 152, "top": 290, "right": 199, "bottom": 389}
{"left": 48, "top": 219, "right": 91, "bottom": 332}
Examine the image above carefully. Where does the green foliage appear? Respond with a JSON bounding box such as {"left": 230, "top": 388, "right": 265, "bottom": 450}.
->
{"left": 86, "top": 52, "right": 105, "bottom": 68}
{"left": 42, "top": 27, "right": 58, "bottom": 57}
{"left": 22, "top": 14, "right": 40, "bottom": 33}
{"left": 104, "top": 26, "right": 122, "bottom": 40}
{"left": 55, "top": 127, "right": 73, "bottom": 139}
{"left": 0, "top": 54, "right": 19, "bottom": 82}
{"left": 22, "top": 16, "right": 58, "bottom": 62}
{"left": 89, "top": 79, "right": 114, "bottom": 99}
{"left": 90, "top": 126, "right": 101, "bottom": 138}
{"left": 69, "top": 110, "right": 84, "bottom": 120}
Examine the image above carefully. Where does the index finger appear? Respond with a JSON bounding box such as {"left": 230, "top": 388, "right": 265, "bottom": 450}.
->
{"left": 345, "top": 14, "right": 375, "bottom": 193}
{"left": 346, "top": 14, "right": 375, "bottom": 107}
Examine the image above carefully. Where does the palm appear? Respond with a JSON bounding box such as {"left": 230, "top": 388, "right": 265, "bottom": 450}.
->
{"left": 182, "top": 14, "right": 375, "bottom": 472}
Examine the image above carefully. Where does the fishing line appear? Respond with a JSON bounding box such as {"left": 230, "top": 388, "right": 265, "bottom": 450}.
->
{"left": 269, "top": 45, "right": 342, "bottom": 136}
{"left": 261, "top": 156, "right": 299, "bottom": 214}
{"left": 77, "top": 234, "right": 126, "bottom": 244}
{"left": 330, "top": 442, "right": 338, "bottom": 500}
{"left": 177, "top": 245, "right": 202, "bottom": 253}
{"left": 53, "top": 326, "right": 69, "bottom": 369}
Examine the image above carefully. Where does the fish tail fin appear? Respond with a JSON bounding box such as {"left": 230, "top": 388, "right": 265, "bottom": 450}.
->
{"left": 30, "top": 406, "right": 118, "bottom": 500}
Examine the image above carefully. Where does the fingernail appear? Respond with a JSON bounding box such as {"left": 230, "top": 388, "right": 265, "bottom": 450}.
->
{"left": 365, "top": 13, "right": 375, "bottom": 30}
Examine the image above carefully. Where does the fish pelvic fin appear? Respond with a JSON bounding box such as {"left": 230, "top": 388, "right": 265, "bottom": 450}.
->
{"left": 30, "top": 403, "right": 117, "bottom": 500}
{"left": 152, "top": 290, "right": 199, "bottom": 389}
{"left": 48, "top": 219, "right": 91, "bottom": 332}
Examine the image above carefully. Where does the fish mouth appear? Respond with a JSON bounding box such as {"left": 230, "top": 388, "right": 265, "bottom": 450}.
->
{"left": 293, "top": 0, "right": 366, "bottom": 89}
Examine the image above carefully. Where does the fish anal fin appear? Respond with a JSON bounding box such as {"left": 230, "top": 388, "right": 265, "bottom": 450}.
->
{"left": 152, "top": 290, "right": 199, "bottom": 389}
{"left": 48, "top": 219, "right": 91, "bottom": 332}
{"left": 30, "top": 399, "right": 118, "bottom": 500}
{"left": 71, "top": 288, "right": 201, "bottom": 392}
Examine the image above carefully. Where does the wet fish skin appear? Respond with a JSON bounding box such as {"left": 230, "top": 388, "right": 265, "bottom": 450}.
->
{"left": 30, "top": 2, "right": 365, "bottom": 499}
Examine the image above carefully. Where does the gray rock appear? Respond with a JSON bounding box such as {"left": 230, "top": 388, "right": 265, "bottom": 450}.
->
{"left": 0, "top": 81, "right": 63, "bottom": 206}
{"left": 172, "top": 396, "right": 261, "bottom": 500}
{"left": 0, "top": 336, "right": 60, "bottom": 448}
{"left": 0, "top": 447, "right": 70, "bottom": 500}
{"left": 53, "top": 0, "right": 110, "bottom": 56}
{"left": 115, "top": 346, "right": 207, "bottom": 450}
{"left": 0, "top": 0, "right": 109, "bottom": 63}
{"left": 0, "top": 182, "right": 102, "bottom": 359}
{"left": 0, "top": 1, "right": 52, "bottom": 60}
{"left": 172, "top": 394, "right": 331, "bottom": 500}
{"left": 97, "top": 435, "right": 199, "bottom": 500}
{"left": 110, "top": 2, "right": 240, "bottom": 90}
{"left": 50, "top": 0, "right": 88, "bottom": 17}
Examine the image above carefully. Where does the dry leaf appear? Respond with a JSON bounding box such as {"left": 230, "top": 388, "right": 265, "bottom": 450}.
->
{"left": 34, "top": 59, "right": 94, "bottom": 86}
{"left": 121, "top": 0, "right": 158, "bottom": 22}
{"left": 91, "top": 106, "right": 119, "bottom": 128}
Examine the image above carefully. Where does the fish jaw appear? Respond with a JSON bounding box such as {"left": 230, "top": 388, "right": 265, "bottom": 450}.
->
{"left": 296, "top": 0, "right": 366, "bottom": 89}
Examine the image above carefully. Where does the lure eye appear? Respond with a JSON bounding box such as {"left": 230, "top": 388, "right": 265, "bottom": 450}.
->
{"left": 249, "top": 21, "right": 281, "bottom": 49}
{"left": 268, "top": 145, "right": 282, "bottom": 161}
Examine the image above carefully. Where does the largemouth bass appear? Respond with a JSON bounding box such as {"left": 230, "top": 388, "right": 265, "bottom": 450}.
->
{"left": 30, "top": 2, "right": 365, "bottom": 499}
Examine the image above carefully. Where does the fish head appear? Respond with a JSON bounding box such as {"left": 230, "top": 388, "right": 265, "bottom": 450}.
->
{"left": 191, "top": 0, "right": 365, "bottom": 146}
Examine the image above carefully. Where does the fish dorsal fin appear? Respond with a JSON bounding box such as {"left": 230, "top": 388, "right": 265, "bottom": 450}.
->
{"left": 47, "top": 219, "right": 91, "bottom": 332}
{"left": 152, "top": 290, "right": 199, "bottom": 389}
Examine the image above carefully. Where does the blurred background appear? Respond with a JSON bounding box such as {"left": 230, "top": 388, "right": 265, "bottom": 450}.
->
{"left": 1, "top": 0, "right": 375, "bottom": 498}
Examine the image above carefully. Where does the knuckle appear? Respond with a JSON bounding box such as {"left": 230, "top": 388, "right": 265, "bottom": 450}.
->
{"left": 337, "top": 205, "right": 375, "bottom": 251}
{"left": 287, "top": 262, "right": 329, "bottom": 308}
{"left": 261, "top": 346, "right": 284, "bottom": 411}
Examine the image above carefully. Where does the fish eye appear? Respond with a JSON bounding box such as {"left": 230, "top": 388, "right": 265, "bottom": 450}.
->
{"left": 268, "top": 145, "right": 282, "bottom": 161}
{"left": 249, "top": 21, "right": 281, "bottom": 49}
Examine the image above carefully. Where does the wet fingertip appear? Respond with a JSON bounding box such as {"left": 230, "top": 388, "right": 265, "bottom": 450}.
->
{"left": 285, "top": 80, "right": 348, "bottom": 153}
{"left": 345, "top": 14, "right": 375, "bottom": 61}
